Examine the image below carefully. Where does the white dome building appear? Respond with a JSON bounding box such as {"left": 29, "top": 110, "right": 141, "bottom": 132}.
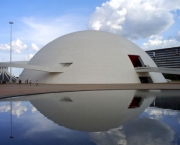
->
{"left": 19, "top": 30, "right": 166, "bottom": 84}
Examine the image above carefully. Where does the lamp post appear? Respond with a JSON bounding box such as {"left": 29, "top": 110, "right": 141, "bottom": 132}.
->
{"left": 9, "top": 22, "right": 13, "bottom": 82}
{"left": 9, "top": 101, "right": 14, "bottom": 139}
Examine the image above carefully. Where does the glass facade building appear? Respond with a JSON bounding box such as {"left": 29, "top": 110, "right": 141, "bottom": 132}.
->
{"left": 146, "top": 47, "right": 180, "bottom": 68}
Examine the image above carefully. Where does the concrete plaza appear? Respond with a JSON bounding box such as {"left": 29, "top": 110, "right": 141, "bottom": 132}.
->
{"left": 0, "top": 82, "right": 180, "bottom": 99}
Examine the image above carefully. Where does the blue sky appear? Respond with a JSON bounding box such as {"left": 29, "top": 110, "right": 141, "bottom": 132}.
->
{"left": 0, "top": 0, "right": 180, "bottom": 76}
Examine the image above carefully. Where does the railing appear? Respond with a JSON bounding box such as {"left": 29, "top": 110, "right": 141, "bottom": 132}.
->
{"left": 135, "top": 67, "right": 180, "bottom": 74}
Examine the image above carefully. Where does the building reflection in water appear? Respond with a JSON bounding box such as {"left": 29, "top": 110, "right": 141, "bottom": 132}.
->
{"left": 1, "top": 90, "right": 180, "bottom": 145}
{"left": 6, "top": 90, "right": 156, "bottom": 132}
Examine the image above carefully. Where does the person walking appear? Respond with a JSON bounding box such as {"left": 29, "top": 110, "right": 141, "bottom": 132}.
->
{"left": 29, "top": 80, "right": 31, "bottom": 86}
{"left": 36, "top": 80, "right": 38, "bottom": 86}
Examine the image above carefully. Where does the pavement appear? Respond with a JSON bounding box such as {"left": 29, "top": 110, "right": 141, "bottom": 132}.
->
{"left": 0, "top": 82, "right": 180, "bottom": 99}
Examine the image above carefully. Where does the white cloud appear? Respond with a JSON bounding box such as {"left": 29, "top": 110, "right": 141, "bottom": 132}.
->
{"left": 90, "top": 126, "right": 127, "bottom": 145}
{"left": 31, "top": 106, "right": 37, "bottom": 113}
{"left": 29, "top": 54, "right": 34, "bottom": 59}
{"left": 23, "top": 53, "right": 35, "bottom": 61}
{"left": 145, "top": 107, "right": 179, "bottom": 120}
{"left": 17, "top": 15, "right": 86, "bottom": 46}
{"left": 0, "top": 103, "right": 10, "bottom": 111}
{"left": 0, "top": 102, "right": 28, "bottom": 117}
{"left": 88, "top": 0, "right": 180, "bottom": 39}
{"left": 142, "top": 37, "right": 180, "bottom": 50}
{"left": 13, "top": 39, "right": 28, "bottom": 53}
{"left": 31, "top": 43, "right": 39, "bottom": 51}
{"left": 124, "top": 118, "right": 174, "bottom": 145}
{"left": 149, "top": 35, "right": 163, "bottom": 39}
{"left": 12, "top": 102, "right": 28, "bottom": 117}
{"left": 90, "top": 118, "right": 175, "bottom": 145}
{"left": 0, "top": 39, "right": 27, "bottom": 53}
{"left": 0, "top": 44, "right": 10, "bottom": 51}
{"left": 176, "top": 31, "right": 180, "bottom": 41}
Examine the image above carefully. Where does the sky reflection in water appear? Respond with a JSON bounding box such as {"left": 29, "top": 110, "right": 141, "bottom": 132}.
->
{"left": 0, "top": 90, "right": 180, "bottom": 145}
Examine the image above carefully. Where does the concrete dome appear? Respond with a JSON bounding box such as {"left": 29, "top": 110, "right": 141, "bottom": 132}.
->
{"left": 19, "top": 30, "right": 166, "bottom": 84}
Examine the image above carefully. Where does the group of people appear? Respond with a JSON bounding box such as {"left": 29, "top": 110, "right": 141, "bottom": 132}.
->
{"left": 19, "top": 79, "right": 38, "bottom": 86}
{"left": 1, "top": 79, "right": 38, "bottom": 85}
{"left": 18, "top": 79, "right": 22, "bottom": 84}
{"left": 0, "top": 80, "right": 6, "bottom": 84}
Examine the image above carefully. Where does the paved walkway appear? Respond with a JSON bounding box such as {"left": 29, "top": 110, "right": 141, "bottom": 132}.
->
{"left": 0, "top": 83, "right": 180, "bottom": 99}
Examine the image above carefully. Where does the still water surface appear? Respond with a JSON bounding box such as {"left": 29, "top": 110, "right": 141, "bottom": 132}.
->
{"left": 0, "top": 90, "right": 180, "bottom": 145}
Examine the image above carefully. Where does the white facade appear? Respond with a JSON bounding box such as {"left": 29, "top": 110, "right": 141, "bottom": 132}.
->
{"left": 19, "top": 30, "right": 166, "bottom": 84}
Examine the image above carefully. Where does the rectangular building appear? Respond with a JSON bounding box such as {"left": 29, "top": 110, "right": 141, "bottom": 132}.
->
{"left": 146, "top": 46, "right": 180, "bottom": 68}
{"left": 146, "top": 46, "right": 180, "bottom": 80}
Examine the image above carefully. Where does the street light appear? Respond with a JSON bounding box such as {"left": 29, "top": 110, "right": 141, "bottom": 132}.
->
{"left": 9, "top": 101, "right": 14, "bottom": 139}
{"left": 9, "top": 22, "right": 13, "bottom": 82}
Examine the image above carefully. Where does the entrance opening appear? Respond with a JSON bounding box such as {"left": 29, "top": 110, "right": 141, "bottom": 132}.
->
{"left": 128, "top": 96, "right": 143, "bottom": 108}
{"left": 128, "top": 55, "right": 144, "bottom": 67}
{"left": 139, "top": 77, "right": 153, "bottom": 83}
{"left": 128, "top": 55, "right": 153, "bottom": 83}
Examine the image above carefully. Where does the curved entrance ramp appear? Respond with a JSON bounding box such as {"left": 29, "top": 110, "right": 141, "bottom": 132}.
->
{"left": 135, "top": 67, "right": 180, "bottom": 75}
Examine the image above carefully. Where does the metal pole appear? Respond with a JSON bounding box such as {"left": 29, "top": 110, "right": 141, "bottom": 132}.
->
{"left": 9, "top": 22, "right": 13, "bottom": 82}
{"left": 9, "top": 101, "right": 14, "bottom": 139}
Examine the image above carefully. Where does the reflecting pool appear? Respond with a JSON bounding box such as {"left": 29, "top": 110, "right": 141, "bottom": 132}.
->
{"left": 0, "top": 90, "right": 180, "bottom": 145}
